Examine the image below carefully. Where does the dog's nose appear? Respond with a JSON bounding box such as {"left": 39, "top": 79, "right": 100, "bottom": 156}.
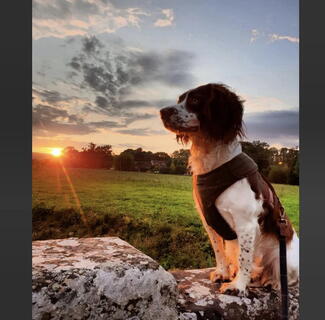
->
{"left": 160, "top": 107, "right": 176, "bottom": 120}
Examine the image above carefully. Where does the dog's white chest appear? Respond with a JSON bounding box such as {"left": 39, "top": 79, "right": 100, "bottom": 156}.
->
{"left": 215, "top": 178, "right": 264, "bottom": 231}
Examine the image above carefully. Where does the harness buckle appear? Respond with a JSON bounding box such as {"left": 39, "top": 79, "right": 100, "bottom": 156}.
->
{"left": 279, "top": 216, "right": 288, "bottom": 237}
{"left": 278, "top": 208, "right": 288, "bottom": 236}
{"left": 279, "top": 217, "right": 287, "bottom": 225}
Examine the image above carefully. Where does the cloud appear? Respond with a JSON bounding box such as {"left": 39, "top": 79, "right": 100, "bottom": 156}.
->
{"left": 87, "top": 120, "right": 125, "bottom": 129}
{"left": 33, "top": 104, "right": 96, "bottom": 136}
{"left": 118, "top": 99, "right": 152, "bottom": 108}
{"left": 33, "top": 0, "right": 150, "bottom": 39}
{"left": 32, "top": 87, "right": 95, "bottom": 115}
{"left": 243, "top": 95, "right": 297, "bottom": 113}
{"left": 116, "top": 143, "right": 147, "bottom": 149}
{"left": 268, "top": 33, "right": 299, "bottom": 44}
{"left": 33, "top": 104, "right": 82, "bottom": 123}
{"left": 32, "top": 101, "right": 156, "bottom": 137}
{"left": 154, "top": 9, "right": 174, "bottom": 27}
{"left": 88, "top": 112, "right": 155, "bottom": 127}
{"left": 250, "top": 29, "right": 299, "bottom": 44}
{"left": 120, "top": 99, "right": 175, "bottom": 109}
{"left": 32, "top": 88, "right": 75, "bottom": 104}
{"left": 244, "top": 110, "right": 299, "bottom": 146}
{"left": 68, "top": 36, "right": 195, "bottom": 116}
{"left": 123, "top": 113, "right": 155, "bottom": 124}
{"left": 250, "top": 29, "right": 260, "bottom": 43}
{"left": 115, "top": 128, "right": 168, "bottom": 136}
{"left": 82, "top": 35, "right": 104, "bottom": 55}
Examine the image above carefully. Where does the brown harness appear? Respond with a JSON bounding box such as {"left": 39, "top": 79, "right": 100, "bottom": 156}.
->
{"left": 193, "top": 152, "right": 293, "bottom": 241}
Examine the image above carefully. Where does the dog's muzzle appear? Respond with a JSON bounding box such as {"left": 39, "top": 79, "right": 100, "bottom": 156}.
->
{"left": 160, "top": 107, "right": 176, "bottom": 122}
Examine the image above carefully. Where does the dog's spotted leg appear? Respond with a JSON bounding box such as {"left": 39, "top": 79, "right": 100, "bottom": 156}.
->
{"left": 219, "top": 224, "right": 257, "bottom": 296}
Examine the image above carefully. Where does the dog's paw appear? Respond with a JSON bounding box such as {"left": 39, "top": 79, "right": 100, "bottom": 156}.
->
{"left": 250, "top": 273, "right": 262, "bottom": 287}
{"left": 260, "top": 277, "right": 280, "bottom": 290}
{"left": 210, "top": 269, "right": 230, "bottom": 282}
{"left": 219, "top": 281, "right": 246, "bottom": 297}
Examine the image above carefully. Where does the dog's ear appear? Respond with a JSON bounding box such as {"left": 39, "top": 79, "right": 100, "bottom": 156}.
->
{"left": 202, "top": 83, "right": 245, "bottom": 143}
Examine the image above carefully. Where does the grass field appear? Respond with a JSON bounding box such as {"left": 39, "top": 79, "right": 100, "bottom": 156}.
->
{"left": 32, "top": 165, "right": 299, "bottom": 270}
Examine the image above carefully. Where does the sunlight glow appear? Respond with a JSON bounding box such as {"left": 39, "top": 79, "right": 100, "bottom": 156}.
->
{"left": 51, "top": 148, "right": 63, "bottom": 157}
{"left": 59, "top": 160, "right": 88, "bottom": 226}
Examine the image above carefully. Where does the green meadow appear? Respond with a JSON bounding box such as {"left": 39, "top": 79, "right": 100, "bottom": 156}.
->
{"left": 32, "top": 166, "right": 299, "bottom": 270}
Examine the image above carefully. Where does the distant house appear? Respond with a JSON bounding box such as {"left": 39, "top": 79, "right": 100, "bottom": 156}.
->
{"left": 150, "top": 159, "right": 168, "bottom": 170}
{"left": 133, "top": 159, "right": 169, "bottom": 172}
{"left": 134, "top": 160, "right": 152, "bottom": 172}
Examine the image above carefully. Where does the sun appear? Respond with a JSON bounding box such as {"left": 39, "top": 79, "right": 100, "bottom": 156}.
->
{"left": 50, "top": 148, "right": 63, "bottom": 157}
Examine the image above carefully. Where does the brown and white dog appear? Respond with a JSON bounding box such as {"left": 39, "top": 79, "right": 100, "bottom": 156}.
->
{"left": 160, "top": 83, "right": 299, "bottom": 295}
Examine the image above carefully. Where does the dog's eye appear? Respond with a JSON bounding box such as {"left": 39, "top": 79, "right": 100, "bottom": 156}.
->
{"left": 191, "top": 97, "right": 199, "bottom": 104}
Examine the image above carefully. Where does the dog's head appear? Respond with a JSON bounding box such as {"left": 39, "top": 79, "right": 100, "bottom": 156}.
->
{"left": 160, "top": 83, "right": 245, "bottom": 144}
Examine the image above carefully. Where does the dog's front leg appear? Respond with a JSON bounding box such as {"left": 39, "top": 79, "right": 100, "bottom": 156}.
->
{"left": 193, "top": 192, "right": 231, "bottom": 281}
{"left": 219, "top": 223, "right": 257, "bottom": 296}
{"left": 206, "top": 226, "right": 232, "bottom": 282}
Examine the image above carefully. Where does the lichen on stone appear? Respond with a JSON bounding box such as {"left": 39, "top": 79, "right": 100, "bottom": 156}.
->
{"left": 32, "top": 237, "right": 178, "bottom": 320}
{"left": 172, "top": 268, "right": 299, "bottom": 320}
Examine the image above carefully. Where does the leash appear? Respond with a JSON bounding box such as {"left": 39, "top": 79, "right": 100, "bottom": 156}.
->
{"left": 259, "top": 173, "right": 290, "bottom": 319}
{"left": 279, "top": 209, "right": 289, "bottom": 320}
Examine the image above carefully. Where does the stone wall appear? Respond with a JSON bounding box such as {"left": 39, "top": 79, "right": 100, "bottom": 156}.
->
{"left": 32, "top": 237, "right": 299, "bottom": 320}
{"left": 32, "top": 237, "right": 178, "bottom": 320}
{"left": 172, "top": 268, "right": 299, "bottom": 320}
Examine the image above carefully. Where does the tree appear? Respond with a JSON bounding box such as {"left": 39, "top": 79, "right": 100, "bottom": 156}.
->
{"left": 170, "top": 149, "right": 190, "bottom": 174}
{"left": 153, "top": 152, "right": 171, "bottom": 162}
{"left": 241, "top": 141, "right": 272, "bottom": 175}
{"left": 114, "top": 153, "right": 135, "bottom": 171}
{"left": 63, "top": 146, "right": 78, "bottom": 154}
{"left": 62, "top": 146, "right": 80, "bottom": 167}
{"left": 95, "top": 144, "right": 114, "bottom": 168}
{"left": 269, "top": 147, "right": 280, "bottom": 165}
{"left": 171, "top": 149, "right": 189, "bottom": 166}
{"left": 268, "top": 165, "right": 289, "bottom": 184}
{"left": 169, "top": 160, "right": 176, "bottom": 174}
{"left": 288, "top": 156, "right": 299, "bottom": 185}
{"left": 79, "top": 143, "right": 113, "bottom": 169}
{"left": 152, "top": 152, "right": 171, "bottom": 171}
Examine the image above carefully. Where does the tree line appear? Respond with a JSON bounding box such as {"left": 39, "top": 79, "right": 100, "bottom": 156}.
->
{"left": 33, "top": 141, "right": 299, "bottom": 185}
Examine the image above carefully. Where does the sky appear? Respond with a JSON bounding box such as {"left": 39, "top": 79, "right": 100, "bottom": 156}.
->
{"left": 32, "top": 0, "right": 299, "bottom": 154}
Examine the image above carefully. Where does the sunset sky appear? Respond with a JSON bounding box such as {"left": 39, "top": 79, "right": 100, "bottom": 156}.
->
{"left": 32, "top": 0, "right": 299, "bottom": 155}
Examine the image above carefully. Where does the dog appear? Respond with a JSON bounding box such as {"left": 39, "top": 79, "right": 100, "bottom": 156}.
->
{"left": 160, "top": 83, "right": 299, "bottom": 295}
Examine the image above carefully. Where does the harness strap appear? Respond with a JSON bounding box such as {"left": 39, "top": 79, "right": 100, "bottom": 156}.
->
{"left": 279, "top": 209, "right": 289, "bottom": 320}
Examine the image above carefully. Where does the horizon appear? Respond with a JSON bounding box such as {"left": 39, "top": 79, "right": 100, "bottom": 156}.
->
{"left": 33, "top": 139, "right": 299, "bottom": 159}
{"left": 33, "top": 0, "right": 299, "bottom": 154}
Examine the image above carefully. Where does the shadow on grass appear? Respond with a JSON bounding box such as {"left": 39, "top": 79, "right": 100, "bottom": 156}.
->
{"left": 32, "top": 205, "right": 215, "bottom": 270}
